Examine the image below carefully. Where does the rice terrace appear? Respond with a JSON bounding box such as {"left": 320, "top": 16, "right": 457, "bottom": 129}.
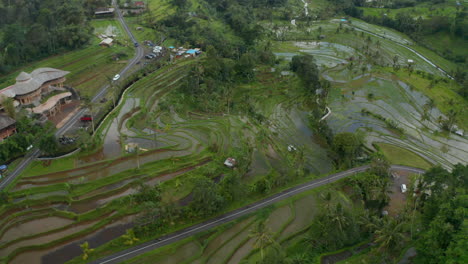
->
{"left": 0, "top": 0, "right": 466, "bottom": 264}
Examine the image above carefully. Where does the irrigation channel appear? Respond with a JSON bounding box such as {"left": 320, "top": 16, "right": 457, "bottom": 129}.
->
{"left": 0, "top": 0, "right": 145, "bottom": 191}
{"left": 91, "top": 165, "right": 425, "bottom": 264}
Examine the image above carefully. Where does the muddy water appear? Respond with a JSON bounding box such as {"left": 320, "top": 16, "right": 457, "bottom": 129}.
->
{"left": 146, "top": 159, "right": 211, "bottom": 187}
{"left": 0, "top": 220, "right": 96, "bottom": 258}
{"left": 103, "top": 98, "right": 141, "bottom": 159}
{"left": 1, "top": 216, "right": 74, "bottom": 244}
{"left": 77, "top": 179, "right": 134, "bottom": 200}
{"left": 69, "top": 188, "right": 137, "bottom": 214}
{"left": 8, "top": 215, "right": 135, "bottom": 264}
{"left": 69, "top": 160, "right": 210, "bottom": 214}
{"left": 78, "top": 148, "right": 106, "bottom": 164}
{"left": 14, "top": 149, "right": 179, "bottom": 190}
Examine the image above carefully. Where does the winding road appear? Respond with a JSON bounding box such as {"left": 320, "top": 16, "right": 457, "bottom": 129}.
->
{"left": 91, "top": 165, "right": 425, "bottom": 264}
{"left": 0, "top": 0, "right": 144, "bottom": 191}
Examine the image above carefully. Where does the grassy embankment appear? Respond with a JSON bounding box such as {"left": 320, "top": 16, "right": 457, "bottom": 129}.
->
{"left": 376, "top": 143, "right": 432, "bottom": 170}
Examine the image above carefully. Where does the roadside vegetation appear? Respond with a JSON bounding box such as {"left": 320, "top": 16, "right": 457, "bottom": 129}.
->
{"left": 120, "top": 162, "right": 468, "bottom": 264}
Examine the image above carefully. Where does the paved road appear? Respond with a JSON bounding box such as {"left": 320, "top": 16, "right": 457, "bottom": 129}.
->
{"left": 91, "top": 165, "right": 426, "bottom": 264}
{"left": 0, "top": 0, "right": 144, "bottom": 191}
{"left": 351, "top": 25, "right": 454, "bottom": 80}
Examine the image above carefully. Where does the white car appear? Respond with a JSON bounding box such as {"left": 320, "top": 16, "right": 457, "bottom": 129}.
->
{"left": 401, "top": 184, "right": 407, "bottom": 193}
{"left": 113, "top": 74, "right": 120, "bottom": 81}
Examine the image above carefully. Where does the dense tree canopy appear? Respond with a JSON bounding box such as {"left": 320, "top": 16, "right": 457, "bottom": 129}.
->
{"left": 0, "top": 0, "right": 106, "bottom": 73}
{"left": 290, "top": 54, "right": 322, "bottom": 94}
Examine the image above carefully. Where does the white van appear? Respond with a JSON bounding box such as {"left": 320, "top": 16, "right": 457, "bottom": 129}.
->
{"left": 401, "top": 184, "right": 407, "bottom": 193}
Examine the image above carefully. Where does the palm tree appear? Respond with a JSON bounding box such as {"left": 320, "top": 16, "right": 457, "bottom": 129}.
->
{"left": 285, "top": 252, "right": 309, "bottom": 264}
{"left": 376, "top": 177, "right": 392, "bottom": 208}
{"left": 81, "top": 98, "right": 96, "bottom": 134}
{"left": 135, "top": 146, "right": 140, "bottom": 169}
{"left": 330, "top": 203, "right": 349, "bottom": 235}
{"left": 320, "top": 191, "right": 333, "bottom": 215}
{"left": 2, "top": 97, "right": 16, "bottom": 119}
{"left": 250, "top": 221, "right": 275, "bottom": 260}
{"left": 369, "top": 217, "right": 406, "bottom": 252}
{"left": 80, "top": 241, "right": 94, "bottom": 261}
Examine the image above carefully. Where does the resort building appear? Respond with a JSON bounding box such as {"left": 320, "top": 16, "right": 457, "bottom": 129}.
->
{"left": 0, "top": 68, "right": 73, "bottom": 118}
{"left": 32, "top": 92, "right": 72, "bottom": 117}
{"left": 0, "top": 68, "right": 69, "bottom": 105}
{"left": 0, "top": 115, "right": 16, "bottom": 141}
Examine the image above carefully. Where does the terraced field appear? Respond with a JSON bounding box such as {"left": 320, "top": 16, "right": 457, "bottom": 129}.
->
{"left": 121, "top": 190, "right": 321, "bottom": 264}
{"left": 2, "top": 13, "right": 466, "bottom": 264}
{"left": 1, "top": 52, "right": 335, "bottom": 263}
{"left": 273, "top": 19, "right": 468, "bottom": 170}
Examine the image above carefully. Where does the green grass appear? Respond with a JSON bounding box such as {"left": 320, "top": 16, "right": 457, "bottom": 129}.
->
{"left": 21, "top": 159, "right": 77, "bottom": 177}
{"left": 359, "top": 4, "right": 460, "bottom": 20}
{"left": 118, "top": 237, "right": 201, "bottom": 264}
{"left": 376, "top": 143, "right": 433, "bottom": 170}
{"left": 393, "top": 69, "right": 468, "bottom": 131}
{"left": 418, "top": 32, "right": 468, "bottom": 66}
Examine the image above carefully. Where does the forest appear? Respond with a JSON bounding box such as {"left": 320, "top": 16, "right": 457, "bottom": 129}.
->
{"left": 0, "top": 0, "right": 109, "bottom": 73}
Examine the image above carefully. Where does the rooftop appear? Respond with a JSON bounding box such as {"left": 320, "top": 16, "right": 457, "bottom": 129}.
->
{"left": 0, "top": 115, "right": 16, "bottom": 130}
{"left": 32, "top": 92, "right": 72, "bottom": 114}
{"left": 0, "top": 68, "right": 69, "bottom": 98}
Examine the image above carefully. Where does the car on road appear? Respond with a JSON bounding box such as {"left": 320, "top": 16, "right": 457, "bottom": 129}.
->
{"left": 401, "top": 184, "right": 407, "bottom": 193}
{"left": 80, "top": 115, "right": 93, "bottom": 122}
{"left": 26, "top": 145, "right": 33, "bottom": 151}
{"left": 113, "top": 74, "right": 120, "bottom": 81}
{"left": 134, "top": 42, "right": 139, "bottom": 47}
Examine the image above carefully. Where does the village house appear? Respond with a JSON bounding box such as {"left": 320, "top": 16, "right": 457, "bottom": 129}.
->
{"left": 0, "top": 115, "right": 16, "bottom": 141}
{"left": 99, "top": 38, "right": 114, "bottom": 47}
{"left": 134, "top": 1, "right": 145, "bottom": 8}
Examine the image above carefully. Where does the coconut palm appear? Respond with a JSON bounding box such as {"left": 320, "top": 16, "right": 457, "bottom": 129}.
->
{"left": 105, "top": 74, "right": 118, "bottom": 108}
{"left": 250, "top": 221, "right": 275, "bottom": 260}
{"left": 330, "top": 203, "right": 349, "bottom": 235}
{"left": 285, "top": 252, "right": 309, "bottom": 264}
{"left": 80, "top": 241, "right": 94, "bottom": 260}
{"left": 320, "top": 191, "right": 333, "bottom": 215}
{"left": 370, "top": 217, "right": 406, "bottom": 252}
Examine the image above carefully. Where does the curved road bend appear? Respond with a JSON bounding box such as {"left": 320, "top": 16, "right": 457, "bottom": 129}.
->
{"left": 0, "top": 0, "right": 144, "bottom": 191}
{"left": 92, "top": 165, "right": 426, "bottom": 264}
{"left": 351, "top": 25, "right": 454, "bottom": 80}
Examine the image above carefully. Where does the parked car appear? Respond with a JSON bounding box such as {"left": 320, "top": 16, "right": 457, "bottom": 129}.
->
{"left": 59, "top": 136, "right": 76, "bottom": 145}
{"left": 401, "top": 184, "right": 407, "bottom": 193}
{"left": 26, "top": 145, "right": 33, "bottom": 151}
{"left": 113, "top": 74, "right": 120, "bottom": 81}
{"left": 80, "top": 115, "right": 93, "bottom": 122}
